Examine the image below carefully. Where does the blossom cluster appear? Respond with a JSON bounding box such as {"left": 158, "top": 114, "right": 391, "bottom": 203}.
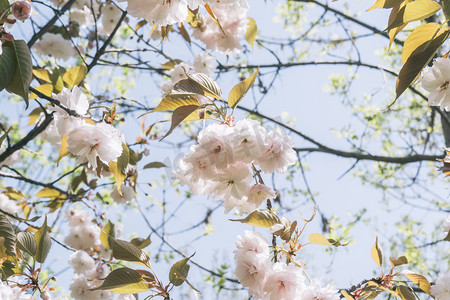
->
{"left": 34, "top": 0, "right": 121, "bottom": 60}
{"left": 121, "top": 0, "right": 249, "bottom": 53}
{"left": 42, "top": 86, "right": 124, "bottom": 170}
{"left": 0, "top": 280, "right": 33, "bottom": 300}
{"left": 62, "top": 207, "right": 135, "bottom": 300}
{"left": 174, "top": 119, "right": 296, "bottom": 213}
{"left": 234, "top": 231, "right": 340, "bottom": 300}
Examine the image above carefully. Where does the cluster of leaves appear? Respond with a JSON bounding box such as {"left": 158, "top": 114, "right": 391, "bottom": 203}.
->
{"left": 95, "top": 220, "right": 198, "bottom": 297}
{"left": 367, "top": 0, "right": 450, "bottom": 103}
{"left": 0, "top": 213, "right": 52, "bottom": 289}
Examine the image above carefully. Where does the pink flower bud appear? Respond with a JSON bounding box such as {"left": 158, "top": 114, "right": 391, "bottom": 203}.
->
{"left": 12, "top": 0, "right": 32, "bottom": 21}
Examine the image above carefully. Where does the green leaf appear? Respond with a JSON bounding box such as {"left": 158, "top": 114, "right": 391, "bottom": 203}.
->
{"left": 161, "top": 105, "right": 199, "bottom": 140}
{"left": 395, "top": 27, "right": 449, "bottom": 101}
{"left": 169, "top": 254, "right": 194, "bottom": 286}
{"left": 229, "top": 209, "right": 281, "bottom": 228}
{"left": 34, "top": 216, "right": 52, "bottom": 263}
{"left": 401, "top": 271, "right": 432, "bottom": 295}
{"left": 143, "top": 162, "right": 167, "bottom": 169}
{"left": 5, "top": 40, "right": 33, "bottom": 107}
{"left": 92, "top": 267, "right": 151, "bottom": 293}
{"left": 130, "top": 235, "right": 151, "bottom": 249}
{"left": 387, "top": 0, "right": 441, "bottom": 30}
{"left": 111, "top": 238, "right": 152, "bottom": 268}
{"left": 62, "top": 65, "right": 87, "bottom": 89}
{"left": 389, "top": 256, "right": 408, "bottom": 267}
{"left": 17, "top": 231, "right": 37, "bottom": 256}
{"left": 371, "top": 236, "right": 383, "bottom": 267}
{"left": 228, "top": 68, "right": 259, "bottom": 110}
{"left": 100, "top": 220, "right": 116, "bottom": 250}
{"left": 0, "top": 213, "right": 16, "bottom": 256}
{"left": 246, "top": 17, "right": 258, "bottom": 47}
{"left": 0, "top": 0, "right": 10, "bottom": 11}
{"left": 396, "top": 285, "right": 416, "bottom": 300}
{"left": 0, "top": 46, "right": 16, "bottom": 92}
{"left": 367, "top": 0, "right": 404, "bottom": 10}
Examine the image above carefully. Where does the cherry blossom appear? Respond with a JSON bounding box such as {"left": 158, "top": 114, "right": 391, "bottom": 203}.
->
{"left": 422, "top": 58, "right": 450, "bottom": 111}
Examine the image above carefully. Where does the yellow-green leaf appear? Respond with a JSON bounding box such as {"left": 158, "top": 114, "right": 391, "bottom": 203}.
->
{"left": 100, "top": 220, "right": 116, "bottom": 250}
{"left": 35, "top": 187, "right": 65, "bottom": 199}
{"left": 246, "top": 17, "right": 257, "bottom": 47}
{"left": 62, "top": 65, "right": 87, "bottom": 89}
{"left": 130, "top": 236, "right": 151, "bottom": 249}
{"left": 402, "top": 23, "right": 446, "bottom": 64}
{"left": 111, "top": 238, "right": 152, "bottom": 268}
{"left": 29, "top": 84, "right": 53, "bottom": 100}
{"left": 388, "top": 1, "right": 408, "bottom": 49}
{"left": 93, "top": 267, "right": 150, "bottom": 294}
{"left": 395, "top": 27, "right": 449, "bottom": 101}
{"left": 32, "top": 69, "right": 52, "bottom": 83}
{"left": 57, "top": 136, "right": 69, "bottom": 166}
{"left": 387, "top": 0, "right": 441, "bottom": 30}
{"left": 178, "top": 22, "right": 191, "bottom": 44}
{"left": 389, "top": 256, "right": 408, "bottom": 267}
{"left": 143, "top": 162, "right": 167, "bottom": 169}
{"left": 396, "top": 285, "right": 416, "bottom": 300}
{"left": 308, "top": 233, "right": 332, "bottom": 246}
{"left": 17, "top": 231, "right": 37, "bottom": 256}
{"left": 204, "top": 4, "right": 225, "bottom": 35}
{"left": 27, "top": 107, "right": 43, "bottom": 126}
{"left": 169, "top": 254, "right": 194, "bottom": 286}
{"left": 0, "top": 214, "right": 16, "bottom": 256}
{"left": 367, "top": 0, "right": 404, "bottom": 10}
{"left": 229, "top": 209, "right": 281, "bottom": 228}
{"left": 161, "top": 105, "right": 199, "bottom": 140}
{"left": 401, "top": 271, "right": 432, "bottom": 295}
{"left": 34, "top": 216, "right": 51, "bottom": 263}
{"left": 152, "top": 96, "right": 199, "bottom": 113}
{"left": 228, "top": 68, "right": 259, "bottom": 110}
{"left": 367, "top": 281, "right": 400, "bottom": 298}
{"left": 109, "top": 160, "right": 126, "bottom": 196}
{"left": 371, "top": 236, "right": 383, "bottom": 266}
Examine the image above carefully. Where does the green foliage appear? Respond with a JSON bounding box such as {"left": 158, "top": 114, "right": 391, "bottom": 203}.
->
{"left": 4, "top": 40, "right": 32, "bottom": 107}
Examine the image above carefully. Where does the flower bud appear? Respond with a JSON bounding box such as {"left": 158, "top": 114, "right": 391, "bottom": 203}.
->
{"left": 12, "top": 0, "right": 32, "bottom": 21}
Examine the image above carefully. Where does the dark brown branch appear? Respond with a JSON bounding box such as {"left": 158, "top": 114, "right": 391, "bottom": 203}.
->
{"left": 28, "top": 0, "right": 77, "bottom": 48}
{"left": 0, "top": 113, "right": 54, "bottom": 164}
